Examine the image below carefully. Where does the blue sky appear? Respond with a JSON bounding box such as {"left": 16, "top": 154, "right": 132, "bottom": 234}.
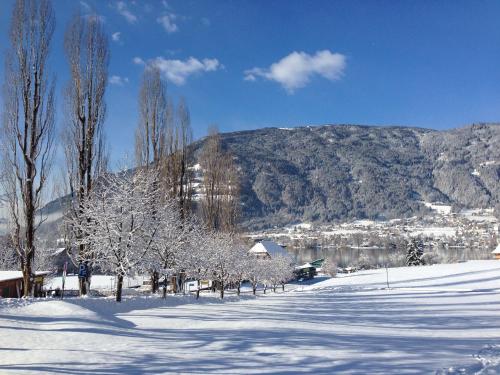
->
{"left": 1, "top": 0, "right": 500, "bottom": 163}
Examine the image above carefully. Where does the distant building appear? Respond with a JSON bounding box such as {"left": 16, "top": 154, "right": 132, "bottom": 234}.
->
{"left": 492, "top": 244, "right": 500, "bottom": 260}
{"left": 0, "top": 271, "right": 50, "bottom": 298}
{"left": 248, "top": 240, "right": 289, "bottom": 259}
{"left": 50, "top": 248, "right": 77, "bottom": 275}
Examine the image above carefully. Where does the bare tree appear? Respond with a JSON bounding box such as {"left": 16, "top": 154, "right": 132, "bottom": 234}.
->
{"left": 63, "top": 12, "right": 109, "bottom": 295}
{"left": 160, "top": 97, "right": 193, "bottom": 216}
{"left": 200, "top": 126, "right": 240, "bottom": 231}
{"left": 1, "top": 0, "right": 56, "bottom": 297}
{"left": 134, "top": 68, "right": 169, "bottom": 292}
{"left": 135, "top": 66, "right": 167, "bottom": 168}
{"left": 175, "top": 98, "right": 193, "bottom": 218}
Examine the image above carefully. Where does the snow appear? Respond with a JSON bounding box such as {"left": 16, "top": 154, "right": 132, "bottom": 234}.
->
{"left": 45, "top": 275, "right": 147, "bottom": 291}
{"left": 410, "top": 226, "right": 456, "bottom": 238}
{"left": 1, "top": 260, "right": 500, "bottom": 374}
{"left": 294, "top": 222, "right": 312, "bottom": 230}
{"left": 460, "top": 208, "right": 497, "bottom": 223}
{"left": 479, "top": 160, "right": 499, "bottom": 166}
{"left": 423, "top": 202, "right": 452, "bottom": 214}
{"left": 189, "top": 163, "right": 202, "bottom": 171}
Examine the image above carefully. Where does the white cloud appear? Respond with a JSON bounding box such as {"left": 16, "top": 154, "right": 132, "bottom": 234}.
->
{"left": 111, "top": 32, "right": 121, "bottom": 42}
{"left": 109, "top": 75, "right": 129, "bottom": 86}
{"left": 135, "top": 56, "right": 221, "bottom": 85}
{"left": 157, "top": 13, "right": 178, "bottom": 33}
{"left": 244, "top": 50, "right": 346, "bottom": 93}
{"left": 115, "top": 1, "right": 137, "bottom": 24}
{"left": 132, "top": 57, "right": 145, "bottom": 65}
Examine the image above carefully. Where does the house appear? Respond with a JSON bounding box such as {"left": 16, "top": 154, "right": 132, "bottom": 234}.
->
{"left": 0, "top": 271, "right": 50, "bottom": 298}
{"left": 50, "top": 248, "right": 77, "bottom": 274}
{"left": 492, "top": 244, "right": 500, "bottom": 260}
{"left": 248, "top": 240, "right": 289, "bottom": 259}
{"left": 294, "top": 263, "right": 317, "bottom": 280}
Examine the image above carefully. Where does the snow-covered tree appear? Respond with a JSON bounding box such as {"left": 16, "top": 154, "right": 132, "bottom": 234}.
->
{"left": 0, "top": 235, "right": 18, "bottom": 270}
{"left": 261, "top": 255, "right": 295, "bottom": 292}
{"left": 140, "top": 197, "right": 188, "bottom": 295}
{"left": 205, "top": 231, "right": 238, "bottom": 299}
{"left": 406, "top": 238, "right": 425, "bottom": 266}
{"left": 246, "top": 257, "right": 268, "bottom": 295}
{"left": 321, "top": 258, "right": 337, "bottom": 277}
{"left": 68, "top": 168, "right": 163, "bottom": 301}
{"left": 227, "top": 239, "right": 251, "bottom": 296}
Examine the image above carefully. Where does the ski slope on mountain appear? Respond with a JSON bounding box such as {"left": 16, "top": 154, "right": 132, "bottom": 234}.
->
{"left": 1, "top": 260, "right": 500, "bottom": 374}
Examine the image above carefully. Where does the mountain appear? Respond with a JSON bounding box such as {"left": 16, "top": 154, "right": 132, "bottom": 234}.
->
{"left": 192, "top": 123, "right": 500, "bottom": 229}
{"left": 4, "top": 123, "right": 498, "bottom": 237}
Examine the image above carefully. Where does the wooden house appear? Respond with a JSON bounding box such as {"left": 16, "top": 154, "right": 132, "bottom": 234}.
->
{"left": 0, "top": 271, "right": 50, "bottom": 298}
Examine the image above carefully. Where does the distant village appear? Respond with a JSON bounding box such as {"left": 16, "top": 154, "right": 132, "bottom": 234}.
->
{"left": 245, "top": 204, "right": 499, "bottom": 267}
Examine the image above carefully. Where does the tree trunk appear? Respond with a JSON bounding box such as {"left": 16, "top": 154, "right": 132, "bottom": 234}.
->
{"left": 116, "top": 274, "right": 124, "bottom": 302}
{"left": 237, "top": 283, "right": 241, "bottom": 296}
{"left": 151, "top": 271, "right": 159, "bottom": 293}
{"left": 22, "top": 259, "right": 31, "bottom": 297}
{"left": 252, "top": 285, "right": 257, "bottom": 295}
{"left": 282, "top": 283, "right": 285, "bottom": 292}
{"left": 162, "top": 276, "right": 167, "bottom": 299}
{"left": 220, "top": 280, "right": 224, "bottom": 299}
{"left": 196, "top": 287, "right": 200, "bottom": 299}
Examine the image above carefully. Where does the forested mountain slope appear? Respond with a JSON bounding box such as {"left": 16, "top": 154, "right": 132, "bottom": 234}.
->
{"left": 191, "top": 123, "right": 500, "bottom": 229}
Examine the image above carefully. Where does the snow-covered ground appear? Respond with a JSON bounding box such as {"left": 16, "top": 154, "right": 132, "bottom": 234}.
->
{"left": 1, "top": 260, "right": 500, "bottom": 374}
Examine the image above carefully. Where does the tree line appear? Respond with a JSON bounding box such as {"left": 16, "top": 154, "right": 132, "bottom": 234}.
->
{"left": 0, "top": 0, "right": 249, "bottom": 298}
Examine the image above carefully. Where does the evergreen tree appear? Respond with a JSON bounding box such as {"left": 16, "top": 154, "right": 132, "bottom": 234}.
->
{"left": 406, "top": 238, "right": 425, "bottom": 266}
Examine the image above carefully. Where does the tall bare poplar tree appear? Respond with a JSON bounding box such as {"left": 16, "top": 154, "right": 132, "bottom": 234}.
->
{"left": 1, "top": 0, "right": 55, "bottom": 297}
{"left": 175, "top": 98, "right": 193, "bottom": 218}
{"left": 135, "top": 66, "right": 168, "bottom": 293}
{"left": 135, "top": 66, "right": 167, "bottom": 168}
{"left": 63, "top": 13, "right": 109, "bottom": 295}
{"left": 200, "top": 127, "right": 239, "bottom": 232}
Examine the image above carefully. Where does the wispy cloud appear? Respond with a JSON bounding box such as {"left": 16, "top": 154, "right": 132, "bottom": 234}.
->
{"left": 109, "top": 75, "right": 129, "bottom": 86}
{"left": 80, "top": 1, "right": 91, "bottom": 12}
{"left": 134, "top": 56, "right": 221, "bottom": 85}
{"left": 115, "top": 1, "right": 137, "bottom": 24}
{"left": 201, "top": 17, "right": 211, "bottom": 27}
{"left": 157, "top": 13, "right": 178, "bottom": 33}
{"left": 111, "top": 32, "right": 121, "bottom": 42}
{"left": 244, "top": 50, "right": 346, "bottom": 93}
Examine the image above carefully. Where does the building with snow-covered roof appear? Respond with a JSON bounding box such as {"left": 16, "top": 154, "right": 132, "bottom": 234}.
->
{"left": 492, "top": 244, "right": 500, "bottom": 260}
{"left": 248, "top": 240, "right": 289, "bottom": 259}
{"left": 0, "top": 271, "right": 50, "bottom": 298}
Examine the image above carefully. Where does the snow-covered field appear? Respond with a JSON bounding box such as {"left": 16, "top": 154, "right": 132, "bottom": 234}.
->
{"left": 1, "top": 260, "right": 500, "bottom": 374}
